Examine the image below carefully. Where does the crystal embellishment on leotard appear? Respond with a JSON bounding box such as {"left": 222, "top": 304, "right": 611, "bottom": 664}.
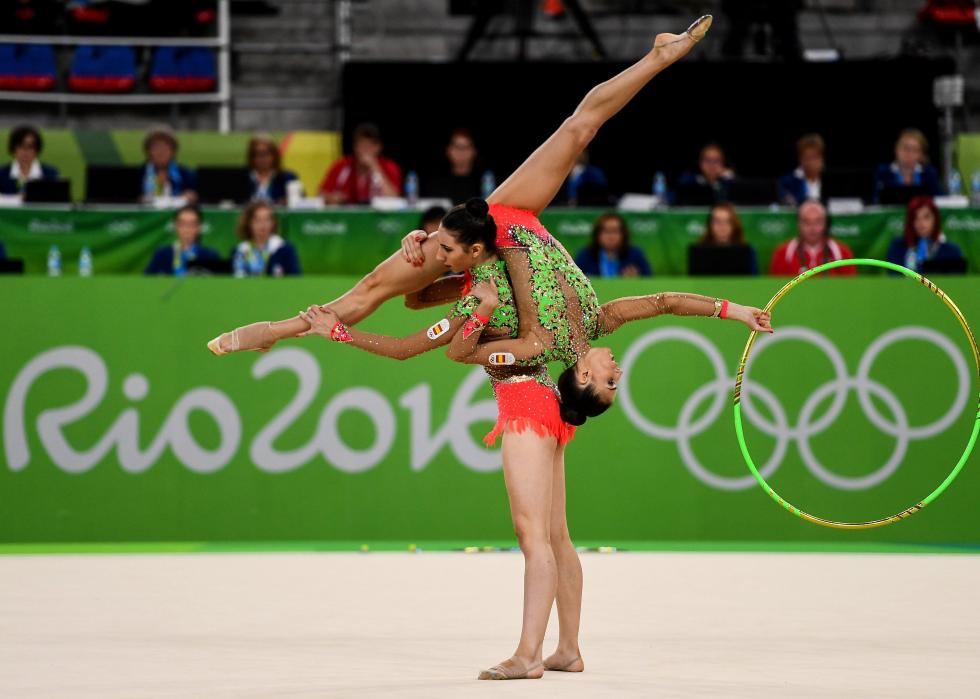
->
{"left": 506, "top": 224, "right": 600, "bottom": 367}
{"left": 426, "top": 318, "right": 451, "bottom": 340}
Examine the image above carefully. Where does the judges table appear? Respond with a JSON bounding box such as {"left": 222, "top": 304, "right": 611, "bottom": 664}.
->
{"left": 0, "top": 205, "right": 978, "bottom": 275}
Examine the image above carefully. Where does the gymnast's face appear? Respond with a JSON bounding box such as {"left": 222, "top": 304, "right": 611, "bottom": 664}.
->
{"left": 435, "top": 227, "right": 483, "bottom": 273}
{"left": 578, "top": 346, "right": 622, "bottom": 405}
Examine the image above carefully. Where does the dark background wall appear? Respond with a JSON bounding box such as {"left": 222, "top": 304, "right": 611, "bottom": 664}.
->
{"left": 343, "top": 57, "right": 954, "bottom": 196}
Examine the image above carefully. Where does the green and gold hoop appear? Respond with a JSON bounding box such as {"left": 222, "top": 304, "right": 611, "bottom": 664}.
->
{"left": 733, "top": 258, "right": 980, "bottom": 529}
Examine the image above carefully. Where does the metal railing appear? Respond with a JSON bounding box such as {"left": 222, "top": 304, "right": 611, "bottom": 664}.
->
{"left": 0, "top": 0, "right": 232, "bottom": 131}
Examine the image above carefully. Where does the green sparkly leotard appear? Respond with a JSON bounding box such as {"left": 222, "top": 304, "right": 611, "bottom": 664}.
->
{"left": 446, "top": 204, "right": 726, "bottom": 368}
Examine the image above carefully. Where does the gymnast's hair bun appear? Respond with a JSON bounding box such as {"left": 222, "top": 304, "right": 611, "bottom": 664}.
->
{"left": 559, "top": 404, "right": 588, "bottom": 427}
{"left": 443, "top": 198, "right": 496, "bottom": 250}
{"left": 464, "top": 197, "right": 489, "bottom": 220}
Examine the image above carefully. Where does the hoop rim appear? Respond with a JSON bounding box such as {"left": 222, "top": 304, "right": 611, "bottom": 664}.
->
{"left": 732, "top": 258, "right": 980, "bottom": 530}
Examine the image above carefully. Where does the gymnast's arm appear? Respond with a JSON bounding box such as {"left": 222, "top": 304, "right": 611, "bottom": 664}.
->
{"left": 301, "top": 304, "right": 463, "bottom": 360}
{"left": 404, "top": 275, "right": 466, "bottom": 310}
{"left": 444, "top": 292, "right": 546, "bottom": 366}
{"left": 596, "top": 293, "right": 774, "bottom": 336}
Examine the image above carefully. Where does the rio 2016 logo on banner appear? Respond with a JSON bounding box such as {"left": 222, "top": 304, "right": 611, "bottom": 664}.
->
{"left": 4, "top": 326, "right": 971, "bottom": 490}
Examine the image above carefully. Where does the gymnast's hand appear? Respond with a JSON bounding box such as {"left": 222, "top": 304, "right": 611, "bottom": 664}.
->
{"left": 299, "top": 304, "right": 341, "bottom": 339}
{"left": 731, "top": 303, "right": 773, "bottom": 334}
{"left": 400, "top": 230, "right": 428, "bottom": 267}
{"left": 471, "top": 280, "right": 499, "bottom": 309}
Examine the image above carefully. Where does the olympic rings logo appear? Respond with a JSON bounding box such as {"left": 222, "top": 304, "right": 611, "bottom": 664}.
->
{"left": 618, "top": 326, "right": 971, "bottom": 492}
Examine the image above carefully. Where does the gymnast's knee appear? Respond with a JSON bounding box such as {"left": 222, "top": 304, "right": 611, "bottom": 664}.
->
{"left": 549, "top": 526, "right": 573, "bottom": 551}
{"left": 563, "top": 115, "right": 599, "bottom": 151}
{"left": 513, "top": 517, "right": 551, "bottom": 551}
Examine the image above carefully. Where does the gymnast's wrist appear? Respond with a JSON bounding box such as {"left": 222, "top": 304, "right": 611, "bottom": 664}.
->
{"left": 476, "top": 299, "right": 497, "bottom": 315}
{"left": 711, "top": 298, "right": 731, "bottom": 319}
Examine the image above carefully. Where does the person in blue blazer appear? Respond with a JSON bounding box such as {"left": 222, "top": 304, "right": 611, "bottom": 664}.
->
{"left": 145, "top": 205, "right": 221, "bottom": 275}
{"left": 574, "top": 213, "right": 652, "bottom": 278}
{"left": 246, "top": 134, "right": 301, "bottom": 204}
{"left": 885, "top": 196, "right": 964, "bottom": 274}
{"left": 0, "top": 125, "right": 60, "bottom": 195}
{"left": 230, "top": 201, "right": 301, "bottom": 277}
{"left": 778, "top": 133, "right": 825, "bottom": 206}
{"left": 872, "top": 128, "right": 944, "bottom": 203}
{"left": 140, "top": 124, "right": 198, "bottom": 202}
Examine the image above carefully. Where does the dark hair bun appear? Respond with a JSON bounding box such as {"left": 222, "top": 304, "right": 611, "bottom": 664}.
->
{"left": 442, "top": 198, "right": 496, "bottom": 251}
{"left": 464, "top": 197, "right": 489, "bottom": 219}
{"left": 559, "top": 404, "right": 588, "bottom": 427}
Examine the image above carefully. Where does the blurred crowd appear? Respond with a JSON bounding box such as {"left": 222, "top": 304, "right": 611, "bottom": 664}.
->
{"left": 0, "top": 122, "right": 968, "bottom": 279}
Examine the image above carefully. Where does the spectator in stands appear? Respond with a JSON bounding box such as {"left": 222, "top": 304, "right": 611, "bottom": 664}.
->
{"left": 0, "top": 125, "right": 60, "bottom": 196}
{"left": 423, "top": 128, "right": 482, "bottom": 204}
{"left": 873, "top": 128, "right": 943, "bottom": 203}
{"left": 721, "top": 0, "right": 802, "bottom": 61}
{"left": 886, "top": 196, "right": 964, "bottom": 274}
{"left": 247, "top": 134, "right": 300, "bottom": 204}
{"left": 778, "top": 133, "right": 825, "bottom": 206}
{"left": 566, "top": 149, "right": 610, "bottom": 206}
{"left": 769, "top": 200, "right": 856, "bottom": 276}
{"left": 691, "top": 202, "right": 758, "bottom": 274}
{"left": 676, "top": 142, "right": 734, "bottom": 205}
{"left": 141, "top": 124, "right": 197, "bottom": 203}
{"left": 574, "top": 213, "right": 652, "bottom": 278}
{"left": 144, "top": 204, "right": 220, "bottom": 276}
{"left": 232, "top": 201, "right": 301, "bottom": 276}
{"left": 319, "top": 123, "right": 402, "bottom": 205}
{"left": 418, "top": 205, "right": 447, "bottom": 235}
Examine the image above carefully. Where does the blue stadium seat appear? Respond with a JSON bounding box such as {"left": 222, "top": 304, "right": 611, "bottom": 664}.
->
{"left": 69, "top": 45, "right": 137, "bottom": 93}
{"left": 149, "top": 47, "right": 217, "bottom": 93}
{"left": 0, "top": 43, "right": 56, "bottom": 91}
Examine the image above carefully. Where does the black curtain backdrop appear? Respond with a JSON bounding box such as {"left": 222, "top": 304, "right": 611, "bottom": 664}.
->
{"left": 342, "top": 57, "right": 954, "bottom": 196}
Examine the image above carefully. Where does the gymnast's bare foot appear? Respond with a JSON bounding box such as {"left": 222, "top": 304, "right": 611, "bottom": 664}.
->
{"left": 207, "top": 322, "right": 275, "bottom": 356}
{"left": 544, "top": 648, "right": 584, "bottom": 672}
{"left": 650, "top": 14, "right": 712, "bottom": 64}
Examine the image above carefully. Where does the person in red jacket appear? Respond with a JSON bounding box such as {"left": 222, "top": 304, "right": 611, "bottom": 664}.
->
{"left": 319, "top": 123, "right": 402, "bottom": 205}
{"left": 768, "top": 200, "right": 856, "bottom": 277}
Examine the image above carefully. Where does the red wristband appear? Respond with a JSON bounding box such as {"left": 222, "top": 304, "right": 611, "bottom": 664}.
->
{"left": 330, "top": 321, "right": 352, "bottom": 343}
{"left": 720, "top": 300, "right": 729, "bottom": 319}
{"left": 472, "top": 311, "right": 490, "bottom": 325}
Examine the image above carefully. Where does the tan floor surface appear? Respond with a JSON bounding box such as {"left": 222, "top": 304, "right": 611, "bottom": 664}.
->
{"left": 1, "top": 552, "right": 978, "bottom": 699}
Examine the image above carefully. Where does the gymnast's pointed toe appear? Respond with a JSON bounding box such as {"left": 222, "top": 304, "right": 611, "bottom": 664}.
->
{"left": 686, "top": 14, "right": 713, "bottom": 43}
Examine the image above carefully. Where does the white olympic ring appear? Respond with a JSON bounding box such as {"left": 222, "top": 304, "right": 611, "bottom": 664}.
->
{"left": 618, "top": 326, "right": 971, "bottom": 492}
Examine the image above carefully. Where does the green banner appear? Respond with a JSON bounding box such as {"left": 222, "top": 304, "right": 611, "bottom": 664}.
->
{"left": 2, "top": 206, "right": 979, "bottom": 277}
{"left": 2, "top": 276, "right": 978, "bottom": 547}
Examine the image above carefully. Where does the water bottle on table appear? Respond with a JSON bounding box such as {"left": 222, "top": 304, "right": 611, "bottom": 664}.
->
{"left": 78, "top": 247, "right": 93, "bottom": 277}
{"left": 404, "top": 171, "right": 419, "bottom": 207}
{"left": 232, "top": 250, "right": 247, "bottom": 278}
{"left": 47, "top": 245, "right": 61, "bottom": 277}
{"left": 653, "top": 172, "right": 668, "bottom": 208}
{"left": 946, "top": 169, "right": 962, "bottom": 196}
{"left": 481, "top": 170, "right": 496, "bottom": 199}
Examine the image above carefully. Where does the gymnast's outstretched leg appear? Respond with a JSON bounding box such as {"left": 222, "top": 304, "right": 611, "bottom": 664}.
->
{"left": 488, "top": 15, "right": 711, "bottom": 216}
{"left": 208, "top": 233, "right": 447, "bottom": 354}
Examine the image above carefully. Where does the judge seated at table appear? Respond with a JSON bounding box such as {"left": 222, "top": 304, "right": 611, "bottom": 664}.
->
{"left": 0, "top": 125, "right": 60, "bottom": 196}
{"left": 145, "top": 205, "right": 221, "bottom": 276}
